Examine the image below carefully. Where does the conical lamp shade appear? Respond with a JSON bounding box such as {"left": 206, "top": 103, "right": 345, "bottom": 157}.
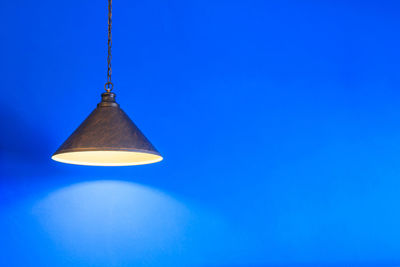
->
{"left": 52, "top": 92, "right": 163, "bottom": 166}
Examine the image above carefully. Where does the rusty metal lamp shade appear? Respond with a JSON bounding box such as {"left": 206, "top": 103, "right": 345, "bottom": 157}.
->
{"left": 52, "top": 92, "right": 163, "bottom": 166}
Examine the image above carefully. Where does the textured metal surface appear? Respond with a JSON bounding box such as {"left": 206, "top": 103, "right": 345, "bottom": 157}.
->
{"left": 52, "top": 92, "right": 160, "bottom": 156}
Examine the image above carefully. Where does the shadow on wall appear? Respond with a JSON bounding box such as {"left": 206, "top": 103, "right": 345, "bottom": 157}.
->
{"left": 0, "top": 180, "right": 236, "bottom": 267}
{"left": 0, "top": 104, "right": 52, "bottom": 168}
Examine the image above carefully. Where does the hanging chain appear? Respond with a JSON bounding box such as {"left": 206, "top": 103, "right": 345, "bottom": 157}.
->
{"left": 105, "top": 0, "right": 113, "bottom": 92}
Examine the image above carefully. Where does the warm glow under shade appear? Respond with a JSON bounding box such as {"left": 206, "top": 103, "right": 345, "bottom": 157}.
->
{"left": 52, "top": 151, "right": 163, "bottom": 166}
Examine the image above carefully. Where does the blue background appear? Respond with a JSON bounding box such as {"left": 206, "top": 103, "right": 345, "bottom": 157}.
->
{"left": 2, "top": 0, "right": 400, "bottom": 266}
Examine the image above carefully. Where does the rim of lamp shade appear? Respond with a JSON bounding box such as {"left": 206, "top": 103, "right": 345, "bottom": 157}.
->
{"left": 51, "top": 92, "right": 163, "bottom": 166}
{"left": 51, "top": 151, "right": 163, "bottom": 166}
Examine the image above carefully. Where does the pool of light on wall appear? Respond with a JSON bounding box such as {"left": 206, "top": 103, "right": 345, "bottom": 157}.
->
{"left": 0, "top": 180, "right": 231, "bottom": 267}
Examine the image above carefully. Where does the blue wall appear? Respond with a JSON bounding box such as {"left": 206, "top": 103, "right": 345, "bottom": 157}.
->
{"left": 2, "top": 0, "right": 400, "bottom": 266}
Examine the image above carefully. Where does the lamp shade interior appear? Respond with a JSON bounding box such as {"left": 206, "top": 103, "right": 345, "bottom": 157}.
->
{"left": 52, "top": 150, "right": 163, "bottom": 166}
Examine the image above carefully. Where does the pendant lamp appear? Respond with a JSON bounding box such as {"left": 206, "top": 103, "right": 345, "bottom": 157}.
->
{"left": 52, "top": 0, "right": 163, "bottom": 166}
